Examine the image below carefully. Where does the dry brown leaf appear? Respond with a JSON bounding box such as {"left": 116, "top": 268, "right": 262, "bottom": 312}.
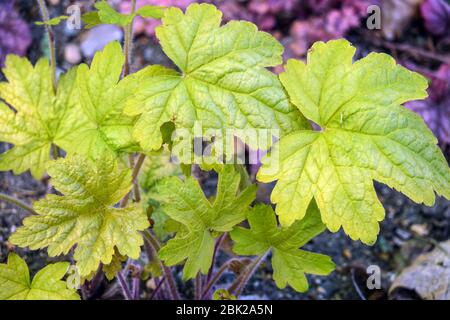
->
{"left": 382, "top": 0, "right": 423, "bottom": 40}
{"left": 389, "top": 240, "right": 450, "bottom": 299}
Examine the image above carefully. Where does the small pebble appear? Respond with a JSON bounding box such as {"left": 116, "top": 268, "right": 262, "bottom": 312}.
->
{"left": 317, "top": 286, "right": 326, "bottom": 294}
{"left": 146, "top": 278, "right": 156, "bottom": 290}
{"left": 343, "top": 248, "right": 352, "bottom": 259}
{"left": 64, "top": 43, "right": 81, "bottom": 64}
{"left": 81, "top": 25, "right": 123, "bottom": 58}
{"left": 410, "top": 224, "right": 429, "bottom": 236}
{"left": 395, "top": 228, "right": 411, "bottom": 240}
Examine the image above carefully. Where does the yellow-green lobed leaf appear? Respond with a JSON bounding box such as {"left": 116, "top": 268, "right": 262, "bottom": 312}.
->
{"left": 136, "top": 5, "right": 166, "bottom": 19}
{"left": 95, "top": 0, "right": 134, "bottom": 26}
{"left": 58, "top": 41, "right": 151, "bottom": 160}
{"left": 258, "top": 39, "right": 450, "bottom": 244}
{"left": 231, "top": 202, "right": 335, "bottom": 292}
{"left": 125, "top": 3, "right": 308, "bottom": 153}
{"left": 35, "top": 15, "right": 69, "bottom": 26}
{"left": 0, "top": 253, "right": 80, "bottom": 300}
{"left": 0, "top": 56, "right": 78, "bottom": 179}
{"left": 10, "top": 155, "right": 150, "bottom": 277}
{"left": 86, "top": 1, "right": 165, "bottom": 28}
{"left": 156, "top": 165, "right": 256, "bottom": 280}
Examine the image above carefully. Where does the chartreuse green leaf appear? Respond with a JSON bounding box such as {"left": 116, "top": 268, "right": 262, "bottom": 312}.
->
{"left": 140, "top": 147, "right": 181, "bottom": 192}
{"left": 35, "top": 15, "right": 69, "bottom": 26}
{"left": 102, "top": 249, "right": 127, "bottom": 281}
{"left": 125, "top": 3, "right": 307, "bottom": 153}
{"left": 213, "top": 289, "right": 236, "bottom": 300}
{"left": 95, "top": 0, "right": 134, "bottom": 26}
{"left": 139, "top": 147, "right": 182, "bottom": 240}
{"left": 0, "top": 56, "right": 78, "bottom": 179}
{"left": 0, "top": 253, "right": 80, "bottom": 300}
{"left": 136, "top": 5, "right": 166, "bottom": 19}
{"left": 86, "top": 1, "right": 165, "bottom": 28}
{"left": 82, "top": 12, "right": 102, "bottom": 29}
{"left": 258, "top": 39, "right": 450, "bottom": 244}
{"left": 156, "top": 165, "right": 256, "bottom": 280}
{"left": 10, "top": 155, "right": 150, "bottom": 277}
{"left": 231, "top": 202, "right": 335, "bottom": 292}
{"left": 57, "top": 41, "right": 154, "bottom": 160}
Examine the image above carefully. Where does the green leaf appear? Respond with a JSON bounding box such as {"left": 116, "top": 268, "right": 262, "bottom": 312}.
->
{"left": 136, "top": 5, "right": 166, "bottom": 19}
{"left": 84, "top": 1, "right": 165, "bottom": 29}
{"left": 35, "top": 15, "right": 69, "bottom": 26}
{"left": 124, "top": 3, "right": 307, "bottom": 153}
{"left": 231, "top": 202, "right": 335, "bottom": 292}
{"left": 10, "top": 155, "right": 150, "bottom": 277}
{"left": 0, "top": 253, "right": 80, "bottom": 300}
{"left": 82, "top": 12, "right": 102, "bottom": 29}
{"left": 213, "top": 288, "right": 236, "bottom": 300}
{"left": 0, "top": 57, "right": 78, "bottom": 179}
{"left": 156, "top": 165, "right": 256, "bottom": 280}
{"left": 102, "top": 249, "right": 127, "bottom": 281}
{"left": 95, "top": 0, "right": 134, "bottom": 26}
{"left": 57, "top": 41, "right": 151, "bottom": 160}
{"left": 139, "top": 148, "right": 182, "bottom": 240}
{"left": 258, "top": 39, "right": 450, "bottom": 244}
{"left": 142, "top": 259, "right": 162, "bottom": 280}
{"left": 140, "top": 147, "right": 181, "bottom": 191}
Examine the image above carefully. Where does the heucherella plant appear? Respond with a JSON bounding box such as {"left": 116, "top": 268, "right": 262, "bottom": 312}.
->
{"left": 62, "top": 41, "right": 144, "bottom": 159}
{"left": 258, "top": 40, "right": 450, "bottom": 245}
{"left": 156, "top": 165, "right": 256, "bottom": 280}
{"left": 0, "top": 1, "right": 449, "bottom": 300}
{"left": 124, "top": 3, "right": 307, "bottom": 152}
{"left": 0, "top": 253, "right": 79, "bottom": 300}
{"left": 9, "top": 155, "right": 149, "bottom": 277}
{"left": 0, "top": 57, "right": 78, "bottom": 178}
{"left": 231, "top": 202, "right": 335, "bottom": 293}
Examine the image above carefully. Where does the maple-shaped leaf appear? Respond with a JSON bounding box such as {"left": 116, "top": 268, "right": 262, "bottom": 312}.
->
{"left": 89, "top": 0, "right": 165, "bottom": 28}
{"left": 10, "top": 155, "right": 150, "bottom": 277}
{"left": 60, "top": 41, "right": 174, "bottom": 159}
{"left": 0, "top": 57, "right": 78, "bottom": 178}
{"left": 156, "top": 165, "right": 256, "bottom": 280}
{"left": 0, "top": 253, "right": 80, "bottom": 300}
{"left": 57, "top": 41, "right": 150, "bottom": 160}
{"left": 231, "top": 202, "right": 335, "bottom": 292}
{"left": 124, "top": 3, "right": 307, "bottom": 152}
{"left": 258, "top": 39, "right": 450, "bottom": 244}
{"left": 59, "top": 41, "right": 135, "bottom": 158}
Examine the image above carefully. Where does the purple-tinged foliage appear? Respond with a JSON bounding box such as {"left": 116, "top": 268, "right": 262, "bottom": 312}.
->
{"left": 286, "top": 0, "right": 374, "bottom": 58}
{"left": 0, "top": 1, "right": 31, "bottom": 66}
{"left": 407, "top": 64, "right": 450, "bottom": 145}
{"left": 421, "top": 0, "right": 450, "bottom": 37}
{"left": 120, "top": 0, "right": 197, "bottom": 36}
{"left": 121, "top": 0, "right": 378, "bottom": 62}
